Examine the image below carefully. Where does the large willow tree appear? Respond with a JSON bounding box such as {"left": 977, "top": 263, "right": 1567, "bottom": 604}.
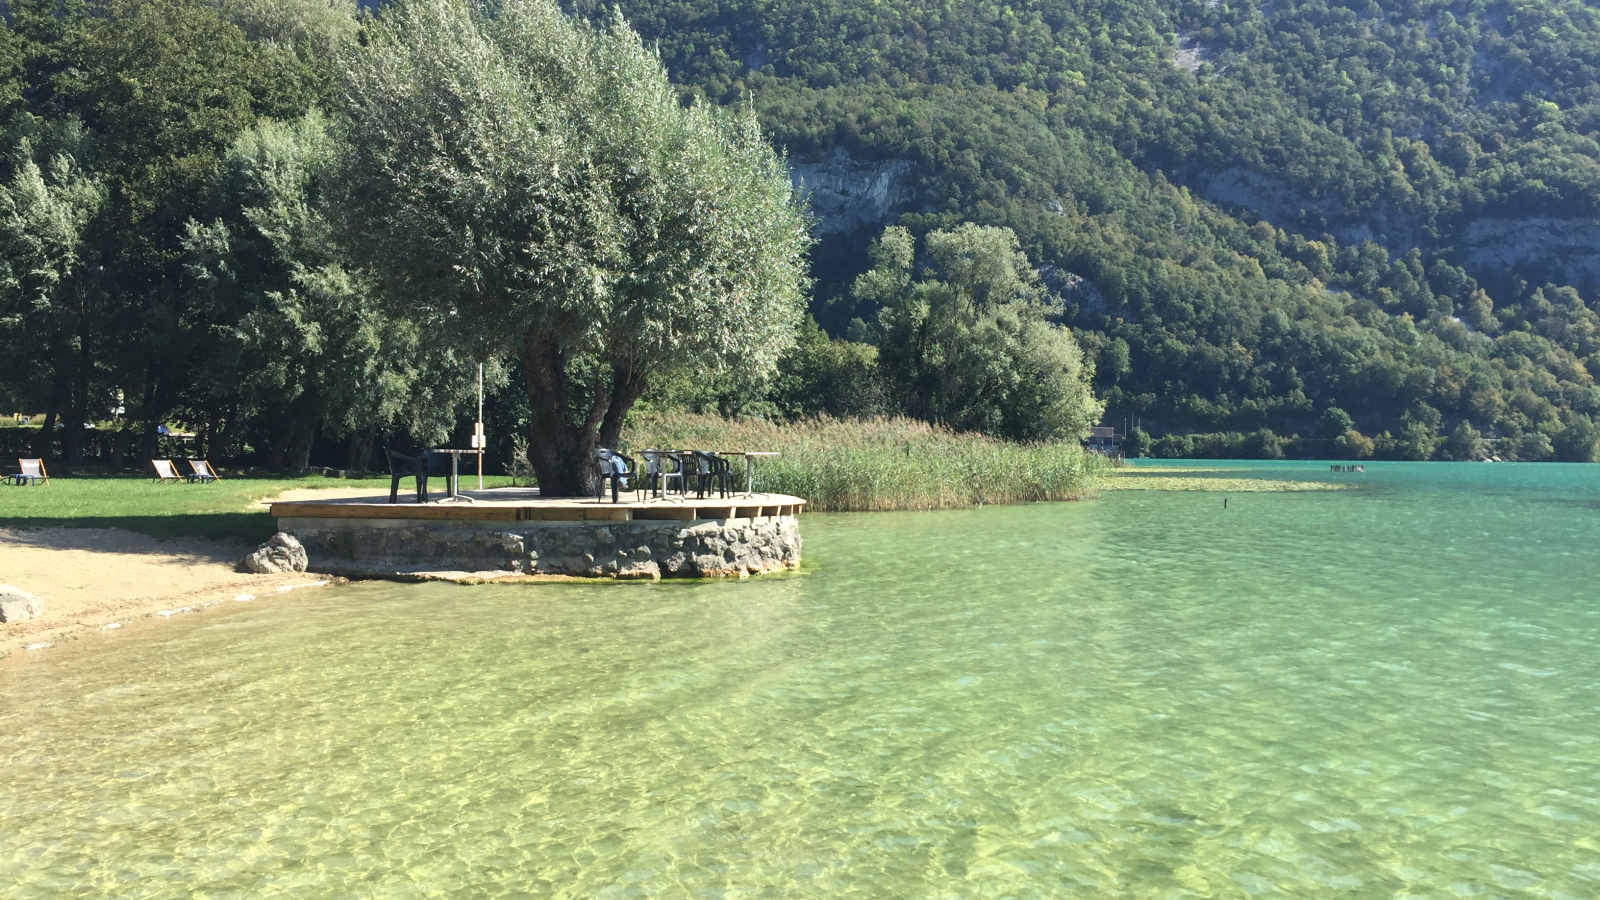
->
{"left": 339, "top": 0, "right": 810, "bottom": 495}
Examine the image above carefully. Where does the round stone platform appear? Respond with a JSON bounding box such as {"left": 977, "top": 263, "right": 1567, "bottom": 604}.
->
{"left": 269, "top": 489, "right": 806, "bottom": 581}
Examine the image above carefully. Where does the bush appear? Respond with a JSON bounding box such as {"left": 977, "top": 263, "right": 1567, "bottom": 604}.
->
{"left": 1334, "top": 430, "right": 1376, "bottom": 459}
{"left": 769, "top": 316, "right": 891, "bottom": 419}
{"left": 1320, "top": 407, "right": 1354, "bottom": 438}
{"left": 1444, "top": 421, "right": 1485, "bottom": 461}
{"left": 1553, "top": 415, "right": 1600, "bottom": 462}
{"left": 1123, "top": 426, "right": 1151, "bottom": 458}
{"left": 1515, "top": 430, "right": 1554, "bottom": 461}
{"left": 1243, "top": 428, "right": 1284, "bottom": 459}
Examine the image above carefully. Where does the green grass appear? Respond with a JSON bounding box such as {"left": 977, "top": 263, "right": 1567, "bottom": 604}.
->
{"left": 623, "top": 413, "right": 1103, "bottom": 511}
{"left": 0, "top": 475, "right": 518, "bottom": 541}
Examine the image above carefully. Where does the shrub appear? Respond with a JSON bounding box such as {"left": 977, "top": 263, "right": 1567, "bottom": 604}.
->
{"left": 1553, "top": 415, "right": 1600, "bottom": 462}
{"left": 1334, "top": 430, "right": 1376, "bottom": 459}
{"left": 1515, "top": 430, "right": 1554, "bottom": 461}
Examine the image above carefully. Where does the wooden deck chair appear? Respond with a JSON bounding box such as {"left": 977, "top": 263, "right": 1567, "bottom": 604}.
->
{"left": 188, "top": 459, "right": 222, "bottom": 483}
{"left": 152, "top": 459, "right": 185, "bottom": 484}
{"left": 4, "top": 458, "right": 48, "bottom": 486}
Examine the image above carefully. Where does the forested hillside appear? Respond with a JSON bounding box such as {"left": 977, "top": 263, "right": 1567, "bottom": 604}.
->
{"left": 580, "top": 0, "right": 1600, "bottom": 459}
{"left": 7, "top": 0, "right": 1600, "bottom": 465}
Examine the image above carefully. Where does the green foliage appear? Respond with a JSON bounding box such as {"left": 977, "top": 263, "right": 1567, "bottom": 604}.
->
{"left": 182, "top": 111, "right": 480, "bottom": 469}
{"left": 10, "top": 0, "right": 1600, "bottom": 467}
{"left": 0, "top": 0, "right": 351, "bottom": 464}
{"left": 857, "top": 224, "right": 1102, "bottom": 441}
{"left": 339, "top": 0, "right": 809, "bottom": 492}
{"left": 1552, "top": 414, "right": 1600, "bottom": 462}
{"left": 1321, "top": 407, "right": 1354, "bottom": 439}
{"left": 1516, "top": 429, "right": 1555, "bottom": 461}
{"left": 1124, "top": 425, "right": 1152, "bottom": 458}
{"left": 622, "top": 412, "right": 1102, "bottom": 511}
{"left": 581, "top": 0, "right": 1600, "bottom": 459}
{"left": 769, "top": 316, "right": 891, "bottom": 420}
{"left": 1335, "top": 429, "right": 1377, "bottom": 459}
{"left": 1444, "top": 421, "right": 1486, "bottom": 461}
{"left": 1151, "top": 428, "right": 1287, "bottom": 459}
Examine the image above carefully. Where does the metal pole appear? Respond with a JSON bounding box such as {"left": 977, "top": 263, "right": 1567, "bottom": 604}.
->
{"left": 476, "top": 363, "right": 484, "bottom": 491}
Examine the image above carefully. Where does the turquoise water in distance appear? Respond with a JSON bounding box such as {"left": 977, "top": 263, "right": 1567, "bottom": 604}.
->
{"left": 3, "top": 461, "right": 1600, "bottom": 898}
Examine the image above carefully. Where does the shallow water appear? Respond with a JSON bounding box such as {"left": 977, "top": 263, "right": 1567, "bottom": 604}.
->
{"left": 4, "top": 461, "right": 1600, "bottom": 898}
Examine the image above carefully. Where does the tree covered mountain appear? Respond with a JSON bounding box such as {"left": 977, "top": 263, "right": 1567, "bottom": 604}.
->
{"left": 7, "top": 0, "right": 1600, "bottom": 465}
{"left": 578, "top": 0, "right": 1600, "bottom": 458}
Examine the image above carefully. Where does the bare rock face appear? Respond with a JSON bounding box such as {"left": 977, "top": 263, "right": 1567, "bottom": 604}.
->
{"left": 0, "top": 585, "right": 45, "bottom": 622}
{"left": 244, "top": 533, "right": 309, "bottom": 574}
{"left": 790, "top": 147, "right": 913, "bottom": 235}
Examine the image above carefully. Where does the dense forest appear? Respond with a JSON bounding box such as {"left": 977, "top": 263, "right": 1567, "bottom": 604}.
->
{"left": 587, "top": 0, "right": 1600, "bottom": 459}
{"left": 6, "top": 0, "right": 1600, "bottom": 465}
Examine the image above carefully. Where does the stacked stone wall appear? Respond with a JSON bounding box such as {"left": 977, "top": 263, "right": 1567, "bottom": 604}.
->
{"left": 281, "top": 515, "right": 801, "bottom": 580}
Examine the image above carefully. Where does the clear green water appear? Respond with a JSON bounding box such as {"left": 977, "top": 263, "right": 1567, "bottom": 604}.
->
{"left": 4, "top": 462, "right": 1600, "bottom": 898}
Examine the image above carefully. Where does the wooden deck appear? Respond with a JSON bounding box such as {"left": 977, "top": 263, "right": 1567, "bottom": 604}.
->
{"left": 270, "top": 488, "right": 806, "bottom": 523}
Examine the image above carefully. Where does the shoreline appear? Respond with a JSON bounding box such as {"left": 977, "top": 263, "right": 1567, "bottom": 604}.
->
{"left": 1, "top": 473, "right": 1341, "bottom": 661}
{"left": 0, "top": 526, "right": 338, "bottom": 662}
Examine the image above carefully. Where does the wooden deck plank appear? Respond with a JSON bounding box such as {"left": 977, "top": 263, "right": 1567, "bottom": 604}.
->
{"left": 270, "top": 490, "right": 804, "bottom": 523}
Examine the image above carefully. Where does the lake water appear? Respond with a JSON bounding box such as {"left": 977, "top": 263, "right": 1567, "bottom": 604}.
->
{"left": 4, "top": 461, "right": 1600, "bottom": 898}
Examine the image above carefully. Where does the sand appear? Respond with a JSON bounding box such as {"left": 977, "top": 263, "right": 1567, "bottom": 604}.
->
{"left": 0, "top": 486, "right": 392, "bottom": 660}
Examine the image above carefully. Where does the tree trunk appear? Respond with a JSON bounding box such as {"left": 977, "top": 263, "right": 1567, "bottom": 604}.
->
{"left": 346, "top": 433, "right": 374, "bottom": 473}
{"left": 268, "top": 422, "right": 288, "bottom": 471}
{"left": 39, "top": 404, "right": 58, "bottom": 460}
{"left": 139, "top": 374, "right": 160, "bottom": 462}
{"left": 289, "top": 422, "right": 314, "bottom": 472}
{"left": 65, "top": 355, "right": 87, "bottom": 465}
{"left": 517, "top": 332, "right": 608, "bottom": 496}
{"left": 109, "top": 428, "right": 128, "bottom": 472}
{"left": 598, "top": 364, "right": 649, "bottom": 451}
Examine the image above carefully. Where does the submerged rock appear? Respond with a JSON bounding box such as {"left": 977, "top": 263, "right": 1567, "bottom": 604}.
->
{"left": 244, "top": 533, "right": 309, "bottom": 574}
{"left": 0, "top": 585, "right": 44, "bottom": 622}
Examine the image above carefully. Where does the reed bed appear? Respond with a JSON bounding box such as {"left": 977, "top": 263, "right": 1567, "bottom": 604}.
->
{"left": 622, "top": 414, "right": 1103, "bottom": 512}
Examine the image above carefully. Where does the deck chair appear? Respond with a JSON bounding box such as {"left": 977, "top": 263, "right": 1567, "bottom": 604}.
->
{"left": 4, "top": 458, "right": 48, "bottom": 486}
{"left": 152, "top": 459, "right": 185, "bottom": 484}
{"left": 385, "top": 448, "right": 429, "bottom": 504}
{"left": 188, "top": 460, "right": 222, "bottom": 483}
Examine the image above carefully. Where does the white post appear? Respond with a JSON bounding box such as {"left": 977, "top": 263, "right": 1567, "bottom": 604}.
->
{"left": 476, "top": 363, "right": 485, "bottom": 491}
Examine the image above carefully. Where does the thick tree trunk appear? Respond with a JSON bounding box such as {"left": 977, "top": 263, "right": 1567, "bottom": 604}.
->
{"left": 517, "top": 332, "right": 608, "bottom": 496}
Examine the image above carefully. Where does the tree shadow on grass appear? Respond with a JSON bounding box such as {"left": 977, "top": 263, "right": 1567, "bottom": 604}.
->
{"left": 0, "top": 512, "right": 278, "bottom": 544}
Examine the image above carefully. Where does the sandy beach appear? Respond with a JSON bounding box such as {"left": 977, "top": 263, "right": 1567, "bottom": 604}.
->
{"left": 0, "top": 487, "right": 385, "bottom": 660}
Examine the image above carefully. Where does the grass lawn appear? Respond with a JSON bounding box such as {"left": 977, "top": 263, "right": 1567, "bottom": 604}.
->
{"left": 0, "top": 474, "right": 521, "bottom": 541}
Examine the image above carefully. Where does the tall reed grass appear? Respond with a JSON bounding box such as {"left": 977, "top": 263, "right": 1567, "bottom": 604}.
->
{"left": 622, "top": 414, "right": 1103, "bottom": 511}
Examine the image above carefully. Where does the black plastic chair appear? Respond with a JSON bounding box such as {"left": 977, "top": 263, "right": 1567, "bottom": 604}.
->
{"left": 386, "top": 448, "right": 429, "bottom": 503}
{"left": 692, "top": 451, "right": 733, "bottom": 499}
{"left": 595, "top": 449, "right": 639, "bottom": 503}
{"left": 640, "top": 449, "right": 686, "bottom": 498}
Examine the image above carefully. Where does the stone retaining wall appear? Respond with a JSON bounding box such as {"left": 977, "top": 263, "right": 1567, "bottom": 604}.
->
{"left": 280, "top": 514, "right": 802, "bottom": 580}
